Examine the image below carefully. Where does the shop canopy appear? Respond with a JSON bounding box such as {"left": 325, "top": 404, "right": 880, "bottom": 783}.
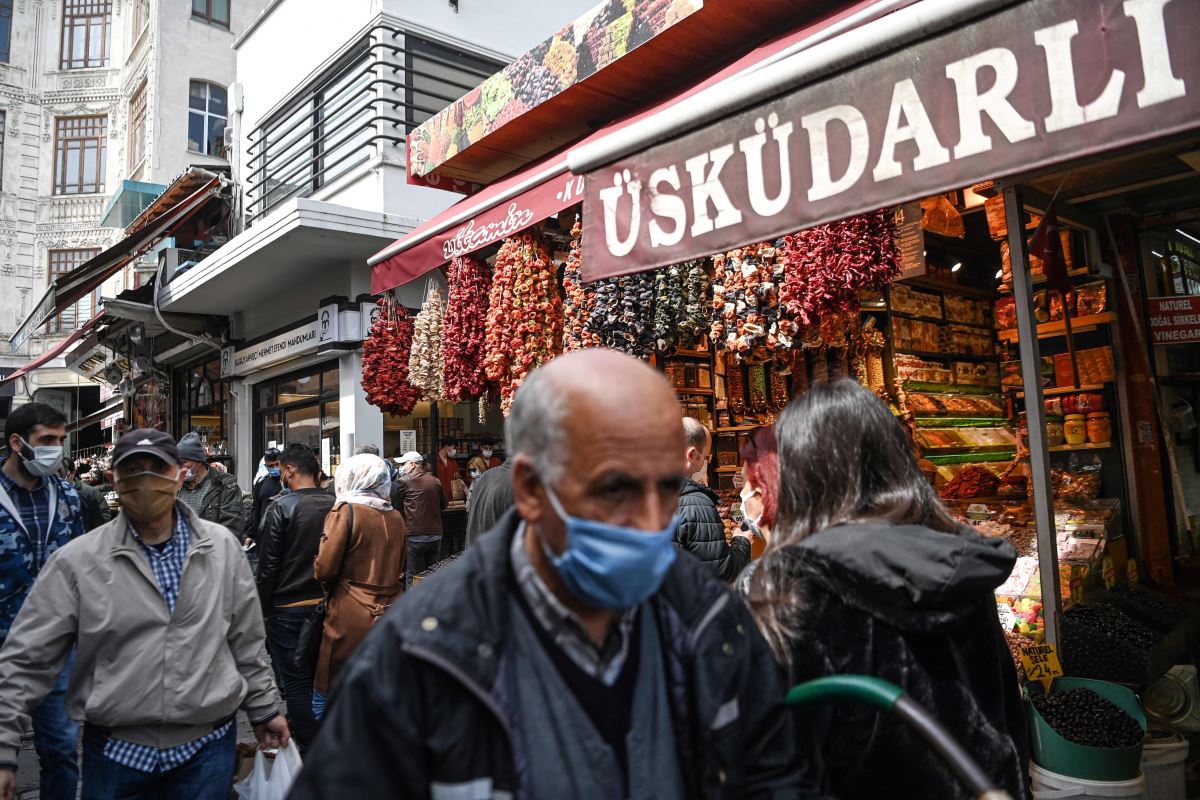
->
{"left": 369, "top": 0, "right": 904, "bottom": 293}
{"left": 574, "top": 0, "right": 1200, "bottom": 279}
{"left": 8, "top": 169, "right": 225, "bottom": 353}
{"left": 0, "top": 316, "right": 102, "bottom": 389}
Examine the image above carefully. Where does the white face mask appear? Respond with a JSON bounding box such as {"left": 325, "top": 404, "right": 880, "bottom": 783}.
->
{"left": 481, "top": 449, "right": 493, "bottom": 458}
{"left": 446, "top": 448, "right": 457, "bottom": 458}
{"left": 17, "top": 438, "right": 64, "bottom": 478}
{"left": 739, "top": 486, "right": 764, "bottom": 537}
{"left": 469, "top": 469, "right": 481, "bottom": 480}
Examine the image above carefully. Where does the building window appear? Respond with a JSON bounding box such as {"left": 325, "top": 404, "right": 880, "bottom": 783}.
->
{"left": 128, "top": 82, "right": 147, "bottom": 171}
{"left": 47, "top": 249, "right": 101, "bottom": 333}
{"left": 1, "top": 0, "right": 12, "bottom": 63}
{"left": 188, "top": 81, "right": 227, "bottom": 157}
{"left": 255, "top": 364, "right": 341, "bottom": 470}
{"left": 60, "top": 0, "right": 111, "bottom": 70}
{"left": 405, "top": 35, "right": 498, "bottom": 131}
{"left": 191, "top": 0, "right": 228, "bottom": 27}
{"left": 132, "top": 0, "right": 149, "bottom": 36}
{"left": 53, "top": 115, "right": 107, "bottom": 195}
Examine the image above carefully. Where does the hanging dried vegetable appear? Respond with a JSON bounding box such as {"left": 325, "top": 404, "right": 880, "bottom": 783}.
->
{"left": 677, "top": 260, "right": 711, "bottom": 348}
{"left": 709, "top": 243, "right": 791, "bottom": 363}
{"left": 361, "top": 295, "right": 421, "bottom": 416}
{"left": 443, "top": 254, "right": 491, "bottom": 402}
{"left": 588, "top": 272, "right": 656, "bottom": 359}
{"left": 652, "top": 264, "right": 683, "bottom": 352}
{"left": 779, "top": 209, "right": 900, "bottom": 326}
{"left": 562, "top": 217, "right": 599, "bottom": 351}
{"left": 484, "top": 233, "right": 563, "bottom": 412}
{"left": 725, "top": 354, "right": 747, "bottom": 417}
{"left": 409, "top": 285, "right": 446, "bottom": 402}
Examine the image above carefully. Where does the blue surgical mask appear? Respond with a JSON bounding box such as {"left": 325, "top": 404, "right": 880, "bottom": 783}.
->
{"left": 267, "top": 467, "right": 281, "bottom": 478}
{"left": 538, "top": 482, "right": 678, "bottom": 610}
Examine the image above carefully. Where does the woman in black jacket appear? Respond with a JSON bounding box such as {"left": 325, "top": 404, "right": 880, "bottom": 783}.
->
{"left": 744, "top": 379, "right": 1028, "bottom": 799}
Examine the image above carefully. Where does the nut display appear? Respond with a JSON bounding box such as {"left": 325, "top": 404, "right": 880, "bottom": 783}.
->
{"left": 1030, "top": 689, "right": 1143, "bottom": 749}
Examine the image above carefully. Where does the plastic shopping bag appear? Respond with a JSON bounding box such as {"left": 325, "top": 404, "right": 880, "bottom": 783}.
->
{"left": 233, "top": 741, "right": 303, "bottom": 800}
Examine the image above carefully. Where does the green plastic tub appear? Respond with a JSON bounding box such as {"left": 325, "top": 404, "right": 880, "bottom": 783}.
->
{"left": 1026, "top": 677, "right": 1147, "bottom": 782}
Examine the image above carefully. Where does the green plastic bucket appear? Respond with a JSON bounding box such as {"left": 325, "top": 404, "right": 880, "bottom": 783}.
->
{"left": 1026, "top": 677, "right": 1147, "bottom": 782}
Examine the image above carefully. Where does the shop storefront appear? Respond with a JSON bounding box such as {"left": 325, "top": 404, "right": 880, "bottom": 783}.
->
{"left": 255, "top": 362, "right": 341, "bottom": 474}
{"left": 173, "top": 357, "right": 230, "bottom": 459}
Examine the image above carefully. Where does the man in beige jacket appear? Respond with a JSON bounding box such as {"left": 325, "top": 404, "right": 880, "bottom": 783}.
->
{"left": 0, "top": 429, "right": 289, "bottom": 800}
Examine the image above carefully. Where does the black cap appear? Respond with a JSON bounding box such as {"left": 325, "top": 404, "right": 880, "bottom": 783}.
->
{"left": 111, "top": 429, "right": 179, "bottom": 467}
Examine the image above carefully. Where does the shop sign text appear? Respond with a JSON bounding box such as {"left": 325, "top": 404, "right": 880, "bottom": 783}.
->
{"left": 1148, "top": 295, "right": 1200, "bottom": 345}
{"left": 220, "top": 320, "right": 319, "bottom": 378}
{"left": 583, "top": 0, "right": 1200, "bottom": 280}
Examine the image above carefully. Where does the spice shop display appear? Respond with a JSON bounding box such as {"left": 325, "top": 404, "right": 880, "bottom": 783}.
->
{"left": 652, "top": 263, "right": 684, "bottom": 352}
{"left": 588, "top": 271, "right": 655, "bottom": 358}
{"left": 443, "top": 254, "right": 492, "bottom": 402}
{"left": 710, "top": 242, "right": 790, "bottom": 362}
{"left": 362, "top": 296, "right": 421, "bottom": 416}
{"left": 562, "top": 217, "right": 599, "bottom": 352}
{"left": 409, "top": 286, "right": 447, "bottom": 403}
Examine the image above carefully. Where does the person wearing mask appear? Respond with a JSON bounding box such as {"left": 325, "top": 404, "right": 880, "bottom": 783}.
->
{"left": 391, "top": 452, "right": 445, "bottom": 587}
{"left": 0, "top": 403, "right": 84, "bottom": 799}
{"left": 312, "top": 454, "right": 406, "bottom": 720}
{"left": 292, "top": 350, "right": 801, "bottom": 798}
{"left": 255, "top": 443, "right": 334, "bottom": 751}
{"left": 249, "top": 448, "right": 282, "bottom": 542}
{"left": 434, "top": 443, "right": 459, "bottom": 499}
{"left": 67, "top": 459, "right": 111, "bottom": 531}
{"left": 0, "top": 428, "right": 289, "bottom": 800}
{"left": 674, "top": 417, "right": 751, "bottom": 583}
{"left": 744, "top": 379, "right": 1027, "bottom": 799}
{"left": 176, "top": 432, "right": 244, "bottom": 539}
{"left": 480, "top": 443, "right": 502, "bottom": 470}
{"left": 464, "top": 454, "right": 513, "bottom": 549}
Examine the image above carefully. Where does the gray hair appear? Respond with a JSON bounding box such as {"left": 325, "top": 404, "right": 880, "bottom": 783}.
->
{"left": 682, "top": 417, "right": 710, "bottom": 450}
{"left": 505, "top": 368, "right": 569, "bottom": 485}
{"left": 355, "top": 443, "right": 380, "bottom": 456}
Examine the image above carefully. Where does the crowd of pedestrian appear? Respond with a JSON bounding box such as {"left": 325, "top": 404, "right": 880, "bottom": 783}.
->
{"left": 0, "top": 347, "right": 1029, "bottom": 799}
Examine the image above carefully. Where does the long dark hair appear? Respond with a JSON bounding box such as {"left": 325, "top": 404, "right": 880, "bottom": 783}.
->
{"left": 747, "top": 379, "right": 961, "bottom": 664}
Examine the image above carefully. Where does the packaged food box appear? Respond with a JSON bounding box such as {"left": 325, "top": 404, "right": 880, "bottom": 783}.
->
{"left": 1054, "top": 347, "right": 1114, "bottom": 387}
{"left": 955, "top": 361, "right": 1000, "bottom": 386}
{"left": 1002, "top": 358, "right": 1054, "bottom": 388}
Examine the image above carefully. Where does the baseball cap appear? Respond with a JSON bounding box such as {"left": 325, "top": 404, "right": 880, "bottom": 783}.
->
{"left": 111, "top": 429, "right": 179, "bottom": 467}
{"left": 397, "top": 451, "right": 424, "bottom": 464}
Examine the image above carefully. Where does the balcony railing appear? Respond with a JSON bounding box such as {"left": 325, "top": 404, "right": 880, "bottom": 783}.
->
{"left": 244, "top": 24, "right": 500, "bottom": 226}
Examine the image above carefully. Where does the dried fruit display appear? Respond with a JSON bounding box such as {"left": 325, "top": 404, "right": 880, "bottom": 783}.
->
{"left": 588, "top": 272, "right": 655, "bottom": 359}
{"left": 652, "top": 263, "right": 683, "bottom": 352}
{"left": 780, "top": 209, "right": 900, "bottom": 326}
{"left": 361, "top": 296, "right": 421, "bottom": 416}
{"left": 938, "top": 466, "right": 1000, "bottom": 499}
{"left": 710, "top": 242, "right": 792, "bottom": 363}
{"left": 725, "top": 354, "right": 746, "bottom": 416}
{"left": 443, "top": 254, "right": 491, "bottom": 402}
{"left": 678, "top": 260, "right": 711, "bottom": 348}
{"left": 562, "top": 217, "right": 599, "bottom": 352}
{"left": 483, "top": 233, "right": 563, "bottom": 412}
{"left": 409, "top": 286, "right": 446, "bottom": 402}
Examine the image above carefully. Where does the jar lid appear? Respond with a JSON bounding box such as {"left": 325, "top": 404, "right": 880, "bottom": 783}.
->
{"left": 1086, "top": 411, "right": 1110, "bottom": 418}
{"left": 1065, "top": 413, "right": 1086, "bottom": 420}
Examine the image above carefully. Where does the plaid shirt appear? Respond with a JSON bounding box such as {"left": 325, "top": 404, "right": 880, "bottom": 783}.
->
{"left": 102, "top": 512, "right": 233, "bottom": 772}
{"left": 0, "top": 468, "right": 52, "bottom": 569}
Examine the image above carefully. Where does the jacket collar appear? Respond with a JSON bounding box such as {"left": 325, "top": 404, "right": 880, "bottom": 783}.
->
{"left": 681, "top": 479, "right": 720, "bottom": 504}
{"left": 110, "top": 502, "right": 215, "bottom": 554}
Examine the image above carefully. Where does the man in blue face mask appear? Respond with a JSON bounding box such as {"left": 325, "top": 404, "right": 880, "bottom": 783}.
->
{"left": 293, "top": 350, "right": 804, "bottom": 799}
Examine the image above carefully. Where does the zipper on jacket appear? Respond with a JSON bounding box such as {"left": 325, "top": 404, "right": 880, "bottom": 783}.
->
{"left": 687, "top": 592, "right": 729, "bottom": 654}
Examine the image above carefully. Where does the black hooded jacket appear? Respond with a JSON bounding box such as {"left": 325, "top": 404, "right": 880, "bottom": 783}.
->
{"left": 291, "top": 510, "right": 807, "bottom": 798}
{"left": 777, "top": 521, "right": 1028, "bottom": 800}
{"left": 675, "top": 479, "right": 751, "bottom": 583}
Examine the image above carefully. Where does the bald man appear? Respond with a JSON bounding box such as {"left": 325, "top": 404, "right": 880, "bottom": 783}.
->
{"left": 678, "top": 417, "right": 752, "bottom": 582}
{"left": 293, "top": 350, "right": 804, "bottom": 799}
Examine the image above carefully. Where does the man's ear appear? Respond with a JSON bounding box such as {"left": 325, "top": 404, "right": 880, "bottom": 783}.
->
{"left": 511, "top": 455, "right": 544, "bottom": 525}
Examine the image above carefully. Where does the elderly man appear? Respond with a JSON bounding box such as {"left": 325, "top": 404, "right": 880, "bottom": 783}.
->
{"left": 292, "top": 350, "right": 800, "bottom": 798}
{"left": 0, "top": 428, "right": 288, "bottom": 800}
{"left": 676, "top": 417, "right": 752, "bottom": 582}
{"left": 176, "top": 432, "right": 244, "bottom": 539}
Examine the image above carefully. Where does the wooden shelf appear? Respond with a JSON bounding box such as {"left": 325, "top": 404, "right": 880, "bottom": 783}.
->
{"left": 1012, "top": 383, "right": 1108, "bottom": 397}
{"left": 715, "top": 466, "right": 741, "bottom": 474}
{"left": 915, "top": 417, "right": 1008, "bottom": 427}
{"left": 894, "top": 348, "right": 998, "bottom": 363}
{"left": 997, "top": 312, "right": 1115, "bottom": 342}
{"left": 924, "top": 451, "right": 1017, "bottom": 465}
{"left": 713, "top": 425, "right": 759, "bottom": 433}
{"left": 1048, "top": 442, "right": 1112, "bottom": 453}
{"left": 902, "top": 381, "right": 1001, "bottom": 395}
{"left": 891, "top": 310, "right": 993, "bottom": 330}
{"left": 997, "top": 268, "right": 1096, "bottom": 295}
{"left": 671, "top": 348, "right": 712, "bottom": 359}
{"left": 902, "top": 277, "right": 997, "bottom": 301}
{"left": 674, "top": 387, "right": 714, "bottom": 396}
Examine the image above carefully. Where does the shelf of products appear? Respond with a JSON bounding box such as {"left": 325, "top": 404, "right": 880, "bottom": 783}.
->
{"left": 925, "top": 452, "right": 1017, "bottom": 465}
{"left": 895, "top": 349, "right": 997, "bottom": 363}
{"left": 1049, "top": 442, "right": 1112, "bottom": 453}
{"left": 997, "top": 312, "right": 1116, "bottom": 342}
{"left": 914, "top": 416, "right": 1007, "bottom": 427}
{"left": 1013, "top": 383, "right": 1108, "bottom": 397}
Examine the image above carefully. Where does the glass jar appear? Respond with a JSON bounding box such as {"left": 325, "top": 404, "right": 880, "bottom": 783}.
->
{"left": 1064, "top": 414, "right": 1087, "bottom": 445}
{"left": 1086, "top": 411, "right": 1111, "bottom": 444}
{"left": 1045, "top": 415, "right": 1065, "bottom": 447}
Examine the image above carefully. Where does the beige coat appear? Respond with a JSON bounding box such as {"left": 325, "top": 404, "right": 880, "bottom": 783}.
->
{"left": 313, "top": 502, "right": 406, "bottom": 694}
{"left": 0, "top": 504, "right": 282, "bottom": 763}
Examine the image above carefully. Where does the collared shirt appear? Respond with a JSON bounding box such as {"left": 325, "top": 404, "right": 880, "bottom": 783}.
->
{"left": 103, "top": 512, "right": 233, "bottom": 773}
{"left": 175, "top": 469, "right": 214, "bottom": 517}
{"left": 0, "top": 464, "right": 51, "bottom": 568}
{"left": 510, "top": 522, "right": 637, "bottom": 686}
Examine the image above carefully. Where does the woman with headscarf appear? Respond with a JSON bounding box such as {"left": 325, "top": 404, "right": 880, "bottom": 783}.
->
{"left": 312, "top": 453, "right": 407, "bottom": 717}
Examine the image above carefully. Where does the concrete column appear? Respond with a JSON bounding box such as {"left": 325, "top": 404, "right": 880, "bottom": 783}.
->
{"left": 232, "top": 378, "right": 254, "bottom": 489}
{"left": 339, "top": 349, "right": 382, "bottom": 465}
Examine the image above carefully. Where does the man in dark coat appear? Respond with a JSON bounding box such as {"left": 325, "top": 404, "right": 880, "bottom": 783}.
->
{"left": 176, "top": 432, "right": 244, "bottom": 539}
{"left": 249, "top": 447, "right": 282, "bottom": 542}
{"left": 292, "top": 350, "right": 803, "bottom": 799}
{"left": 464, "top": 457, "right": 513, "bottom": 548}
{"left": 67, "top": 459, "right": 110, "bottom": 530}
{"left": 675, "top": 417, "right": 750, "bottom": 583}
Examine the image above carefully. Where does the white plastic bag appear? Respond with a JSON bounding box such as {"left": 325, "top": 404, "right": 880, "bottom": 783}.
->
{"left": 233, "top": 742, "right": 303, "bottom": 800}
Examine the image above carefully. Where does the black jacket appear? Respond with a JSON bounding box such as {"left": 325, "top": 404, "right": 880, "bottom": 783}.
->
{"left": 465, "top": 460, "right": 514, "bottom": 548}
{"left": 73, "top": 479, "right": 111, "bottom": 530}
{"left": 250, "top": 474, "right": 283, "bottom": 539}
{"left": 778, "top": 522, "right": 1028, "bottom": 800}
{"left": 189, "top": 468, "right": 245, "bottom": 539}
{"left": 292, "top": 510, "right": 807, "bottom": 799}
{"left": 675, "top": 479, "right": 750, "bottom": 583}
{"left": 255, "top": 488, "right": 336, "bottom": 612}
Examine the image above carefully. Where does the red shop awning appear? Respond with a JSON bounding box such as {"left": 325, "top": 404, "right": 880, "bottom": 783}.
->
{"left": 0, "top": 316, "right": 102, "bottom": 389}
{"left": 370, "top": 0, "right": 896, "bottom": 294}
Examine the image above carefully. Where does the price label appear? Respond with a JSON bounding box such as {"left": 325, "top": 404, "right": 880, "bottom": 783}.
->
{"left": 997, "top": 602, "right": 1017, "bottom": 632}
{"left": 967, "top": 503, "right": 991, "bottom": 523}
{"left": 1069, "top": 565, "right": 1086, "bottom": 603}
{"left": 1021, "top": 642, "right": 1064, "bottom": 692}
{"left": 1127, "top": 558, "right": 1139, "bottom": 585}
{"left": 1103, "top": 556, "right": 1116, "bottom": 589}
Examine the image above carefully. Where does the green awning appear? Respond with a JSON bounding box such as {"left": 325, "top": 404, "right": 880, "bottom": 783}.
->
{"left": 99, "top": 180, "right": 167, "bottom": 228}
